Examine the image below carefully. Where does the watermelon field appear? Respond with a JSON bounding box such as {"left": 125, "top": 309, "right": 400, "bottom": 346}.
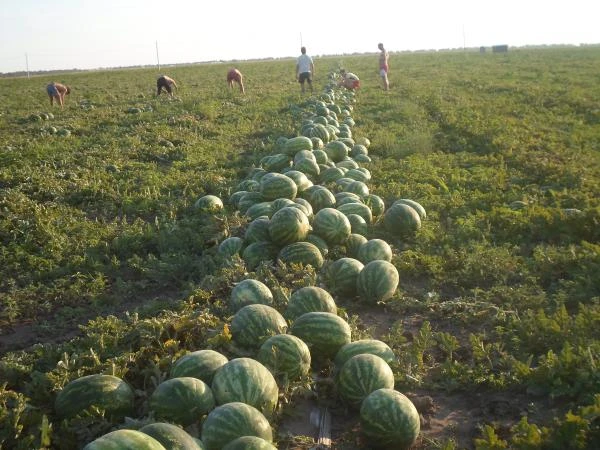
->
{"left": 1, "top": 47, "right": 600, "bottom": 449}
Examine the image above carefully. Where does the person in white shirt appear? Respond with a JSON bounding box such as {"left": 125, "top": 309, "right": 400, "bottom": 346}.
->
{"left": 296, "top": 47, "right": 315, "bottom": 94}
{"left": 338, "top": 69, "right": 360, "bottom": 90}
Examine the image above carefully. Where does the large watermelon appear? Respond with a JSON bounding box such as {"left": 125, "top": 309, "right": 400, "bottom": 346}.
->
{"left": 201, "top": 402, "right": 273, "bottom": 450}
{"left": 242, "top": 241, "right": 279, "bottom": 270}
{"left": 211, "top": 358, "right": 279, "bottom": 417}
{"left": 284, "top": 286, "right": 337, "bottom": 321}
{"left": 268, "top": 207, "right": 310, "bottom": 246}
{"left": 345, "top": 233, "right": 368, "bottom": 258}
{"left": 307, "top": 186, "right": 336, "bottom": 212}
{"left": 357, "top": 239, "right": 393, "bottom": 264}
{"left": 319, "top": 167, "right": 346, "bottom": 184}
{"left": 170, "top": 349, "right": 229, "bottom": 385}
{"left": 345, "top": 180, "right": 369, "bottom": 198}
{"left": 324, "top": 140, "right": 349, "bottom": 162}
{"left": 293, "top": 157, "right": 321, "bottom": 178}
{"left": 360, "top": 389, "right": 420, "bottom": 449}
{"left": 393, "top": 198, "right": 426, "bottom": 220}
{"left": 346, "top": 213, "right": 368, "bottom": 236}
{"left": 337, "top": 202, "right": 373, "bottom": 224}
{"left": 363, "top": 194, "right": 385, "bottom": 220}
{"left": 383, "top": 203, "right": 422, "bottom": 236}
{"left": 337, "top": 354, "right": 395, "bottom": 407}
{"left": 283, "top": 136, "right": 313, "bottom": 156}
{"left": 324, "top": 257, "right": 364, "bottom": 296}
{"left": 218, "top": 237, "right": 244, "bottom": 258}
{"left": 244, "top": 218, "right": 272, "bottom": 244}
{"left": 277, "top": 241, "right": 324, "bottom": 269}
{"left": 238, "top": 192, "right": 266, "bottom": 214}
{"left": 54, "top": 374, "right": 134, "bottom": 420}
{"left": 229, "top": 279, "right": 273, "bottom": 312}
{"left": 284, "top": 170, "right": 313, "bottom": 193}
{"left": 290, "top": 312, "right": 351, "bottom": 362}
{"left": 230, "top": 304, "right": 287, "bottom": 349}
{"left": 139, "top": 422, "right": 203, "bottom": 450}
{"left": 312, "top": 208, "right": 351, "bottom": 245}
{"left": 83, "top": 429, "right": 166, "bottom": 450}
{"left": 257, "top": 334, "right": 311, "bottom": 381}
{"left": 334, "top": 339, "right": 396, "bottom": 368}
{"left": 260, "top": 172, "right": 297, "bottom": 201}
{"left": 149, "top": 377, "right": 215, "bottom": 426}
{"left": 305, "top": 233, "right": 329, "bottom": 258}
{"left": 222, "top": 436, "right": 277, "bottom": 450}
{"left": 245, "top": 202, "right": 273, "bottom": 220}
{"left": 357, "top": 260, "right": 399, "bottom": 303}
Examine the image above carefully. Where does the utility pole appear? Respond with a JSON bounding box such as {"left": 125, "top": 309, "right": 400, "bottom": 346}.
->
{"left": 25, "top": 53, "right": 30, "bottom": 78}
{"left": 156, "top": 41, "right": 160, "bottom": 72}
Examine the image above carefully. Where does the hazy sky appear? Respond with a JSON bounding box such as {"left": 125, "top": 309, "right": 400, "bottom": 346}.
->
{"left": 1, "top": 0, "right": 598, "bottom": 73}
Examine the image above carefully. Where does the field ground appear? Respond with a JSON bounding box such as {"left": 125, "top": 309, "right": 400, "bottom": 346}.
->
{"left": 1, "top": 47, "right": 600, "bottom": 449}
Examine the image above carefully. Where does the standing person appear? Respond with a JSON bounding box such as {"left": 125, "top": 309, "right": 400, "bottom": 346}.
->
{"left": 378, "top": 43, "right": 389, "bottom": 90}
{"left": 296, "top": 46, "right": 314, "bottom": 94}
{"left": 46, "top": 82, "right": 71, "bottom": 108}
{"left": 156, "top": 75, "right": 178, "bottom": 97}
{"left": 227, "top": 68, "right": 245, "bottom": 94}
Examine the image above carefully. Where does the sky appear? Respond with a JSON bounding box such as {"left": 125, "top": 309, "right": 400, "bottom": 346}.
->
{"left": 1, "top": 0, "right": 599, "bottom": 73}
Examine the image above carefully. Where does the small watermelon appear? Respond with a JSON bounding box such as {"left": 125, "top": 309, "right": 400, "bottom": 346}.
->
{"left": 257, "top": 334, "right": 311, "bottom": 381}
{"left": 284, "top": 286, "right": 337, "bottom": 321}
{"left": 324, "top": 257, "right": 364, "bottom": 296}
{"left": 139, "top": 422, "right": 203, "bottom": 450}
{"left": 312, "top": 208, "right": 351, "bottom": 245}
{"left": 242, "top": 241, "right": 279, "bottom": 270}
{"left": 337, "top": 354, "right": 395, "bottom": 407}
{"left": 357, "top": 239, "right": 393, "bottom": 264}
{"left": 149, "top": 377, "right": 215, "bottom": 426}
{"left": 195, "top": 195, "right": 224, "bottom": 214}
{"left": 218, "top": 237, "right": 244, "bottom": 258}
{"left": 334, "top": 339, "right": 396, "bottom": 368}
{"left": 170, "top": 349, "right": 229, "bottom": 384}
{"left": 357, "top": 260, "right": 399, "bottom": 303}
{"left": 230, "top": 304, "right": 287, "bottom": 349}
{"left": 278, "top": 241, "right": 324, "bottom": 269}
{"left": 229, "top": 279, "right": 273, "bottom": 312}
{"left": 290, "top": 312, "right": 351, "bottom": 362}
{"left": 383, "top": 203, "right": 422, "bottom": 236}
{"left": 83, "top": 429, "right": 166, "bottom": 450}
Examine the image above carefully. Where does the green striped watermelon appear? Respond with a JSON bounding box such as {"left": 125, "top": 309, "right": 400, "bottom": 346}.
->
{"left": 354, "top": 154, "right": 372, "bottom": 163}
{"left": 336, "top": 159, "right": 359, "bottom": 170}
{"left": 355, "top": 136, "right": 371, "bottom": 147}
{"left": 305, "top": 233, "right": 329, "bottom": 257}
{"left": 229, "top": 279, "right": 273, "bottom": 312}
{"left": 277, "top": 241, "right": 324, "bottom": 269}
{"left": 360, "top": 389, "right": 420, "bottom": 449}
{"left": 257, "top": 334, "right": 311, "bottom": 381}
{"left": 393, "top": 199, "right": 426, "bottom": 220}
{"left": 383, "top": 203, "right": 422, "bottom": 236}
{"left": 260, "top": 173, "right": 297, "bottom": 201}
{"left": 283, "top": 136, "right": 313, "bottom": 156}
{"left": 346, "top": 213, "right": 368, "bottom": 236}
{"left": 211, "top": 358, "right": 279, "bottom": 416}
{"left": 345, "top": 180, "right": 369, "bottom": 198}
{"left": 170, "top": 349, "right": 229, "bottom": 384}
{"left": 311, "top": 137, "right": 325, "bottom": 150}
{"left": 268, "top": 207, "right": 310, "bottom": 246}
{"left": 357, "top": 239, "right": 393, "bottom": 264}
{"left": 357, "top": 260, "right": 399, "bottom": 303}
{"left": 284, "top": 170, "right": 312, "bottom": 193}
{"left": 337, "top": 354, "right": 395, "bottom": 408}
{"left": 350, "top": 144, "right": 369, "bottom": 157}
{"left": 335, "top": 191, "right": 361, "bottom": 205}
{"left": 260, "top": 153, "right": 292, "bottom": 172}
{"left": 195, "top": 195, "right": 224, "bottom": 214}
{"left": 139, "top": 422, "right": 203, "bottom": 450}
{"left": 242, "top": 241, "right": 279, "bottom": 270}
{"left": 54, "top": 374, "right": 134, "bottom": 420}
{"left": 324, "top": 257, "right": 364, "bottom": 296}
{"left": 218, "top": 237, "right": 244, "bottom": 258}
{"left": 334, "top": 339, "right": 396, "bottom": 368}
{"left": 363, "top": 194, "right": 385, "bottom": 220}
{"left": 237, "top": 179, "right": 260, "bottom": 192}
{"left": 344, "top": 168, "right": 370, "bottom": 182}
{"left": 319, "top": 167, "right": 346, "bottom": 184}
{"left": 201, "top": 402, "right": 273, "bottom": 450}
{"left": 307, "top": 186, "right": 336, "bottom": 212}
{"left": 238, "top": 192, "right": 265, "bottom": 214}
{"left": 244, "top": 218, "right": 272, "bottom": 244}
{"left": 345, "top": 233, "right": 368, "bottom": 258}
{"left": 245, "top": 202, "right": 273, "bottom": 220}
{"left": 293, "top": 197, "right": 314, "bottom": 219}
{"left": 337, "top": 202, "right": 373, "bottom": 224}
{"left": 290, "top": 312, "right": 351, "bottom": 361}
{"left": 229, "top": 191, "right": 249, "bottom": 208}
{"left": 149, "top": 377, "right": 215, "bottom": 426}
{"left": 293, "top": 150, "right": 316, "bottom": 164}
{"left": 222, "top": 436, "right": 277, "bottom": 450}
{"left": 324, "top": 140, "right": 349, "bottom": 162}
{"left": 83, "top": 430, "right": 167, "bottom": 450}
{"left": 284, "top": 286, "right": 337, "bottom": 321}
{"left": 230, "top": 304, "right": 287, "bottom": 349}
{"left": 312, "top": 148, "right": 328, "bottom": 163}
{"left": 293, "top": 157, "right": 321, "bottom": 178}
{"left": 312, "top": 208, "right": 351, "bottom": 245}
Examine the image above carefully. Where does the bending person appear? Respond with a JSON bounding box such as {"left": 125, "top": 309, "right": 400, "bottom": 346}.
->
{"left": 47, "top": 82, "right": 71, "bottom": 107}
{"left": 227, "top": 68, "right": 245, "bottom": 93}
{"left": 157, "top": 75, "right": 178, "bottom": 97}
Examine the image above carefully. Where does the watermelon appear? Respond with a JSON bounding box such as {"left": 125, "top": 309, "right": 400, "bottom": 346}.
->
{"left": 242, "top": 241, "right": 279, "bottom": 270}
{"left": 335, "top": 191, "right": 361, "bottom": 205}
{"left": 195, "top": 195, "right": 223, "bottom": 214}
{"left": 337, "top": 354, "right": 395, "bottom": 407}
{"left": 229, "top": 279, "right": 273, "bottom": 312}
{"left": 244, "top": 218, "right": 272, "bottom": 244}
{"left": 336, "top": 159, "right": 359, "bottom": 170}
{"left": 218, "top": 237, "right": 244, "bottom": 258}
{"left": 355, "top": 136, "right": 371, "bottom": 147}
{"left": 149, "top": 377, "right": 215, "bottom": 426}
{"left": 284, "top": 286, "right": 337, "bottom": 321}
{"left": 307, "top": 186, "right": 336, "bottom": 212}
{"left": 357, "top": 260, "right": 399, "bottom": 303}
{"left": 346, "top": 213, "right": 368, "bottom": 236}
{"left": 324, "top": 140, "right": 349, "bottom": 162}
{"left": 238, "top": 192, "right": 265, "bottom": 214}
{"left": 350, "top": 144, "right": 369, "bottom": 157}
{"left": 139, "top": 422, "right": 203, "bottom": 450}
{"left": 319, "top": 167, "right": 346, "bottom": 184}
{"left": 272, "top": 198, "right": 295, "bottom": 213}
{"left": 293, "top": 150, "right": 316, "bottom": 164}
{"left": 345, "top": 233, "right": 368, "bottom": 258}
{"left": 237, "top": 179, "right": 260, "bottom": 192}
{"left": 293, "top": 157, "right": 321, "bottom": 178}
{"left": 229, "top": 190, "right": 249, "bottom": 208}
{"left": 290, "top": 312, "right": 351, "bottom": 361}
{"left": 230, "top": 304, "right": 287, "bottom": 349}
{"left": 310, "top": 123, "right": 331, "bottom": 143}
{"left": 335, "top": 177, "right": 354, "bottom": 191}
{"left": 170, "top": 349, "right": 229, "bottom": 384}
{"left": 383, "top": 203, "right": 422, "bottom": 236}
{"left": 211, "top": 358, "right": 279, "bottom": 416}
{"left": 334, "top": 339, "right": 396, "bottom": 368}
{"left": 83, "top": 429, "right": 166, "bottom": 450}
{"left": 293, "top": 197, "right": 314, "bottom": 219}
{"left": 345, "top": 180, "right": 369, "bottom": 198}
{"left": 324, "top": 257, "right": 364, "bottom": 296}
{"left": 312, "top": 148, "right": 328, "bottom": 163}
{"left": 257, "top": 334, "right": 311, "bottom": 381}
{"left": 260, "top": 153, "right": 292, "bottom": 172}
{"left": 249, "top": 168, "right": 268, "bottom": 182}
{"left": 344, "top": 168, "right": 370, "bottom": 183}
{"left": 354, "top": 154, "right": 372, "bottom": 163}
{"left": 393, "top": 199, "right": 426, "bottom": 220}
{"left": 312, "top": 208, "right": 351, "bottom": 245}
{"left": 245, "top": 202, "right": 273, "bottom": 220}
{"left": 283, "top": 136, "right": 313, "bottom": 156}
{"left": 311, "top": 137, "right": 325, "bottom": 150}
{"left": 260, "top": 173, "right": 297, "bottom": 201}
{"left": 284, "top": 170, "right": 312, "bottom": 193}
{"left": 268, "top": 207, "right": 310, "bottom": 246}
{"left": 201, "top": 402, "right": 273, "bottom": 450}
{"left": 222, "top": 436, "right": 277, "bottom": 450}
{"left": 278, "top": 241, "right": 324, "bottom": 269}
{"left": 305, "top": 233, "right": 329, "bottom": 257}
{"left": 360, "top": 389, "right": 420, "bottom": 449}
{"left": 337, "top": 202, "right": 373, "bottom": 224}
{"left": 363, "top": 194, "right": 385, "bottom": 220}
{"left": 54, "top": 374, "right": 134, "bottom": 420}
{"left": 357, "top": 239, "right": 393, "bottom": 264}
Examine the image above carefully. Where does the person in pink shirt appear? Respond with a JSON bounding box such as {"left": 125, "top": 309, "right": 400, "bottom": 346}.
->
{"left": 227, "top": 68, "right": 245, "bottom": 93}
{"left": 378, "top": 43, "right": 389, "bottom": 90}
{"left": 46, "top": 82, "right": 71, "bottom": 107}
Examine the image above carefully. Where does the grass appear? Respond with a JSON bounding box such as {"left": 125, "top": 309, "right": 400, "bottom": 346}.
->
{"left": 1, "top": 47, "right": 600, "bottom": 449}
